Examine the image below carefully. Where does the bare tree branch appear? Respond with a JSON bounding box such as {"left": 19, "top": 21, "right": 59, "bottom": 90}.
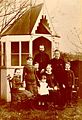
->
{"left": 0, "top": 0, "right": 30, "bottom": 35}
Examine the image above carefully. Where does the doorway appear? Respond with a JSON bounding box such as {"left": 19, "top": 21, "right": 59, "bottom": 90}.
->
{"left": 33, "top": 37, "right": 52, "bottom": 59}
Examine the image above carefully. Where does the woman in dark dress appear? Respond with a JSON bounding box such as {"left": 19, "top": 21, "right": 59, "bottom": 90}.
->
{"left": 23, "top": 57, "right": 38, "bottom": 96}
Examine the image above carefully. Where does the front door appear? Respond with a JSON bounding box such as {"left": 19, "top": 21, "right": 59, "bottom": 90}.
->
{"left": 33, "top": 37, "right": 51, "bottom": 59}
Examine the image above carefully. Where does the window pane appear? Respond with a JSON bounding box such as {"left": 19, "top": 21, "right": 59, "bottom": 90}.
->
{"left": 11, "top": 42, "right": 19, "bottom": 66}
{"left": 21, "top": 42, "right": 29, "bottom": 66}
{"left": 21, "top": 42, "right": 29, "bottom": 53}
{"left": 21, "top": 54, "right": 29, "bottom": 66}
{"left": 11, "top": 42, "right": 19, "bottom": 53}
{"left": 11, "top": 55, "right": 19, "bottom": 66}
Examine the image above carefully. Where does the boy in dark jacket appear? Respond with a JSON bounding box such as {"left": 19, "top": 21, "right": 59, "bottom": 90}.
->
{"left": 65, "top": 62, "right": 75, "bottom": 107}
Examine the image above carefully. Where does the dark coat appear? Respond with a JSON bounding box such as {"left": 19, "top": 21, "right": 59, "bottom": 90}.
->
{"left": 50, "top": 58, "right": 66, "bottom": 87}
{"left": 65, "top": 70, "right": 75, "bottom": 88}
{"left": 23, "top": 64, "right": 38, "bottom": 95}
{"left": 33, "top": 51, "right": 50, "bottom": 71}
{"left": 23, "top": 64, "right": 36, "bottom": 83}
{"left": 45, "top": 72, "right": 57, "bottom": 88}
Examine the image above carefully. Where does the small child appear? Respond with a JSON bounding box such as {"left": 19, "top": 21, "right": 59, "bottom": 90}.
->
{"left": 65, "top": 62, "right": 75, "bottom": 107}
{"left": 37, "top": 74, "right": 52, "bottom": 108}
{"left": 45, "top": 64, "right": 55, "bottom": 88}
{"left": 45, "top": 64, "right": 60, "bottom": 107}
{"left": 34, "top": 62, "right": 41, "bottom": 84}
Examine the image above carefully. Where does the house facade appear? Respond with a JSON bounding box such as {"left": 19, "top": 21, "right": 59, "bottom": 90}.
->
{"left": 0, "top": 3, "right": 59, "bottom": 101}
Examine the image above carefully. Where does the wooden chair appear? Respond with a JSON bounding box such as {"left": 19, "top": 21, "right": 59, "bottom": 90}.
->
{"left": 7, "top": 74, "right": 35, "bottom": 109}
{"left": 7, "top": 74, "right": 28, "bottom": 108}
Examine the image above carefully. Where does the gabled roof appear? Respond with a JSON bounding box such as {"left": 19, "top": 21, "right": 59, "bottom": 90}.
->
{"left": 2, "top": 3, "right": 43, "bottom": 35}
{"left": 36, "top": 15, "right": 51, "bottom": 34}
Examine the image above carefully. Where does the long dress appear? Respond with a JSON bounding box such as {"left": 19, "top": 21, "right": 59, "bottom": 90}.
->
{"left": 23, "top": 64, "right": 38, "bottom": 96}
{"left": 12, "top": 75, "right": 33, "bottom": 102}
{"left": 38, "top": 81, "right": 49, "bottom": 103}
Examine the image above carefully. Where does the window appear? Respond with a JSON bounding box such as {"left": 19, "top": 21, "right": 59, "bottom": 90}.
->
{"left": 11, "top": 41, "right": 29, "bottom": 66}
{"left": 21, "top": 42, "right": 29, "bottom": 66}
{"left": 11, "top": 42, "right": 19, "bottom": 66}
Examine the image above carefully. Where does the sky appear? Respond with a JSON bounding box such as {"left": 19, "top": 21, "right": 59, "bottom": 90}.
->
{"left": 45, "top": 0, "right": 82, "bottom": 53}
{"left": 36, "top": 0, "right": 82, "bottom": 54}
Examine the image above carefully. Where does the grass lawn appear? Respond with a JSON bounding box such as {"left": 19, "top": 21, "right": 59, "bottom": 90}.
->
{"left": 0, "top": 99, "right": 82, "bottom": 120}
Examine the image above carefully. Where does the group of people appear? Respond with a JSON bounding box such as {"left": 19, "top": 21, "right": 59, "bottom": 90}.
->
{"left": 11, "top": 45, "right": 76, "bottom": 109}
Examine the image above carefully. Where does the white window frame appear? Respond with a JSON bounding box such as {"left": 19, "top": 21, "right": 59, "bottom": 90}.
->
{"left": 11, "top": 41, "right": 29, "bottom": 66}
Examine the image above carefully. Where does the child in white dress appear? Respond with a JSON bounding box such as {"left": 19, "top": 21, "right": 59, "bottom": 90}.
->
{"left": 37, "top": 74, "right": 53, "bottom": 107}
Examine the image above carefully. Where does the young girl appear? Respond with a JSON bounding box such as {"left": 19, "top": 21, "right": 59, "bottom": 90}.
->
{"left": 44, "top": 64, "right": 60, "bottom": 107}
{"left": 34, "top": 62, "right": 41, "bottom": 84}
{"left": 45, "top": 64, "right": 55, "bottom": 88}
{"left": 37, "top": 74, "right": 53, "bottom": 107}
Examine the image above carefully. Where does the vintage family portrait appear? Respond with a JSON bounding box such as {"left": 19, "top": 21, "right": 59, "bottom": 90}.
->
{"left": 0, "top": 0, "right": 82, "bottom": 119}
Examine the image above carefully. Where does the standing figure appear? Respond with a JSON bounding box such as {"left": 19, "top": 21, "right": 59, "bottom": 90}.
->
{"left": 44, "top": 64, "right": 60, "bottom": 106}
{"left": 50, "top": 49, "right": 66, "bottom": 108}
{"left": 37, "top": 74, "right": 52, "bottom": 108}
{"left": 23, "top": 57, "right": 38, "bottom": 96}
{"left": 33, "top": 45, "right": 50, "bottom": 73}
{"left": 65, "top": 62, "right": 75, "bottom": 107}
{"left": 45, "top": 64, "right": 55, "bottom": 88}
{"left": 34, "top": 62, "right": 41, "bottom": 81}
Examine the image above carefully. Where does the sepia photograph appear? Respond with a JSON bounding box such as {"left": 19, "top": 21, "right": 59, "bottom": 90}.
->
{"left": 0, "top": 0, "right": 82, "bottom": 119}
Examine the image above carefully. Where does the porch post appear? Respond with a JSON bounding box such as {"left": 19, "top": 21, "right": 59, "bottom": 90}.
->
{"left": 29, "top": 36, "right": 33, "bottom": 57}
{"left": 1, "top": 41, "right": 11, "bottom": 102}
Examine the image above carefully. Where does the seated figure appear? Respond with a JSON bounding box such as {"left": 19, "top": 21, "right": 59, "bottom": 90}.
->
{"left": 9, "top": 68, "right": 34, "bottom": 103}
